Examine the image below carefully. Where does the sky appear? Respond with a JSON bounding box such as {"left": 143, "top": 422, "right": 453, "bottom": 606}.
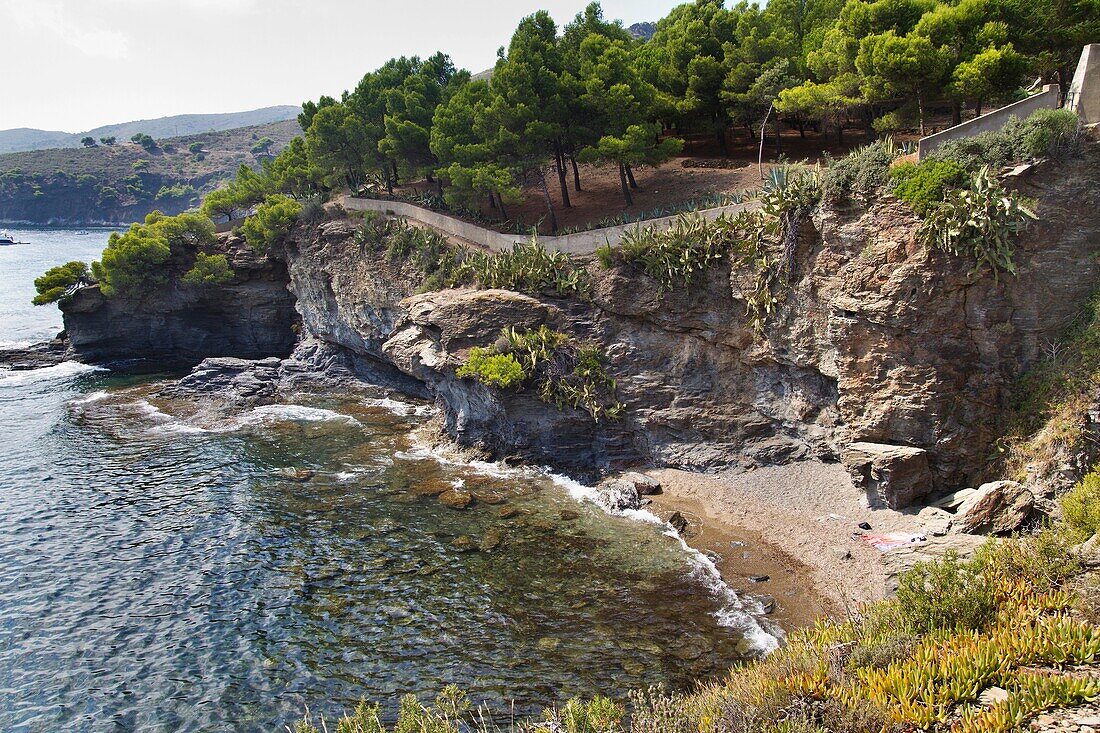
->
{"left": 0, "top": 0, "right": 683, "bottom": 133}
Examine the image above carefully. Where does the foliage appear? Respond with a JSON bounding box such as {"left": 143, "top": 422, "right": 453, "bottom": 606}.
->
{"left": 32, "top": 261, "right": 90, "bottom": 305}
{"left": 890, "top": 159, "right": 968, "bottom": 215}
{"left": 894, "top": 552, "right": 996, "bottom": 633}
{"left": 541, "top": 696, "right": 623, "bottom": 733}
{"left": 200, "top": 163, "right": 273, "bottom": 222}
{"left": 929, "top": 109, "right": 1082, "bottom": 172}
{"left": 91, "top": 211, "right": 216, "bottom": 297}
{"left": 1017, "top": 109, "right": 1082, "bottom": 160}
{"left": 456, "top": 326, "right": 623, "bottom": 422}
{"left": 1004, "top": 292, "right": 1100, "bottom": 481}
{"left": 250, "top": 136, "right": 274, "bottom": 154}
{"left": 181, "top": 252, "right": 234, "bottom": 288}
{"left": 918, "top": 166, "right": 1037, "bottom": 279}
{"left": 822, "top": 139, "right": 899, "bottom": 204}
{"left": 241, "top": 194, "right": 301, "bottom": 252}
{"left": 463, "top": 240, "right": 586, "bottom": 297}
{"left": 130, "top": 133, "right": 157, "bottom": 151}
{"left": 612, "top": 213, "right": 741, "bottom": 292}
{"left": 1061, "top": 468, "right": 1100, "bottom": 540}
{"left": 81, "top": 136, "right": 96, "bottom": 148}
{"left": 455, "top": 349, "right": 526, "bottom": 388}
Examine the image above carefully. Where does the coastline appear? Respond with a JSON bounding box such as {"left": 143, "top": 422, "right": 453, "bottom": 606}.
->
{"left": 641, "top": 461, "right": 981, "bottom": 627}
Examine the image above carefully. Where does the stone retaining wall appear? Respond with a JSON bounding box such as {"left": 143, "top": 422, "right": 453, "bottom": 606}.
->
{"left": 340, "top": 195, "right": 761, "bottom": 255}
{"left": 917, "top": 85, "right": 1061, "bottom": 160}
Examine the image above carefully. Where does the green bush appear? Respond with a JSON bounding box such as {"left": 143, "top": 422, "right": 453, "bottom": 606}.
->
{"left": 181, "top": 252, "right": 234, "bottom": 288}
{"left": 1061, "top": 468, "right": 1100, "bottom": 540}
{"left": 463, "top": 239, "right": 586, "bottom": 296}
{"left": 92, "top": 211, "right": 216, "bottom": 297}
{"left": 455, "top": 349, "right": 526, "bottom": 388}
{"left": 822, "top": 139, "right": 899, "bottom": 204}
{"left": 890, "top": 159, "right": 969, "bottom": 215}
{"left": 32, "top": 261, "right": 89, "bottom": 305}
{"left": 895, "top": 552, "right": 996, "bottom": 633}
{"left": 543, "top": 696, "right": 623, "bottom": 733}
{"left": 1018, "top": 108, "right": 1081, "bottom": 160}
{"left": 242, "top": 194, "right": 302, "bottom": 252}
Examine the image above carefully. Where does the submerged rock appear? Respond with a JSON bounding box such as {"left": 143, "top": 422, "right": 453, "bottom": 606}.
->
{"left": 451, "top": 535, "right": 477, "bottom": 552}
{"left": 479, "top": 528, "right": 505, "bottom": 552}
{"left": 438, "top": 488, "right": 474, "bottom": 510}
{"left": 667, "top": 511, "right": 689, "bottom": 535}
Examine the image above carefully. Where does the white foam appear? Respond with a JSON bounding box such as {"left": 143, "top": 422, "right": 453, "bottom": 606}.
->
{"left": 0, "top": 361, "right": 106, "bottom": 387}
{"left": 548, "top": 471, "right": 783, "bottom": 653}
{"left": 69, "top": 390, "right": 110, "bottom": 406}
{"left": 361, "top": 396, "right": 436, "bottom": 418}
{"left": 237, "top": 404, "right": 362, "bottom": 427}
{"left": 334, "top": 471, "right": 359, "bottom": 481}
{"left": 0, "top": 339, "right": 36, "bottom": 350}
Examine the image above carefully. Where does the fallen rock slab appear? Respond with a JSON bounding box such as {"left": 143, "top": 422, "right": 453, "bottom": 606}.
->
{"left": 954, "top": 480, "right": 1034, "bottom": 535}
{"left": 842, "top": 442, "right": 931, "bottom": 509}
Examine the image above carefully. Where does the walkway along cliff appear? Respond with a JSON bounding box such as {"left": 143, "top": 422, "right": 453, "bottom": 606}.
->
{"left": 59, "top": 145, "right": 1100, "bottom": 503}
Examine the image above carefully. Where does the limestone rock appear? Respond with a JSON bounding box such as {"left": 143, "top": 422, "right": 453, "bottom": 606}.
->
{"left": 621, "top": 471, "right": 663, "bottom": 495}
{"left": 918, "top": 506, "right": 954, "bottom": 537}
{"left": 592, "top": 479, "right": 641, "bottom": 514}
{"left": 842, "top": 442, "right": 932, "bottom": 509}
{"left": 953, "top": 481, "right": 1034, "bottom": 535}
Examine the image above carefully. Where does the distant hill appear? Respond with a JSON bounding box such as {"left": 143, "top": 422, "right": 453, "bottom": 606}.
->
{"left": 0, "top": 119, "right": 301, "bottom": 225}
{"left": 629, "top": 22, "right": 657, "bottom": 40}
{"left": 0, "top": 106, "right": 300, "bottom": 155}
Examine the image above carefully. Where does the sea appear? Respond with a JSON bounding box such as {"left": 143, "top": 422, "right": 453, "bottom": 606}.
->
{"left": 0, "top": 227, "right": 778, "bottom": 731}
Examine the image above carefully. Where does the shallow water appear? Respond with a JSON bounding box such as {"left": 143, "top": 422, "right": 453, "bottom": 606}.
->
{"left": 0, "top": 231, "right": 778, "bottom": 731}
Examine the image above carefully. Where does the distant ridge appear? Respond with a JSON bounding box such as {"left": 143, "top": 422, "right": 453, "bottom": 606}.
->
{"left": 0, "top": 105, "right": 300, "bottom": 155}
{"left": 628, "top": 22, "right": 657, "bottom": 40}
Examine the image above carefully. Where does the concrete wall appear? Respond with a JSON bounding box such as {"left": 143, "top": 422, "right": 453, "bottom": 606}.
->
{"left": 1067, "top": 44, "right": 1100, "bottom": 125}
{"left": 340, "top": 195, "right": 761, "bottom": 255}
{"left": 917, "top": 85, "right": 1061, "bottom": 160}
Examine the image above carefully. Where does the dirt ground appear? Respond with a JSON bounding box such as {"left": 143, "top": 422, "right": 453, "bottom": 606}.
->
{"left": 394, "top": 127, "right": 885, "bottom": 235}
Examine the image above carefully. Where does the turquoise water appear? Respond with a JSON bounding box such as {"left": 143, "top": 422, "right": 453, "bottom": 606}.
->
{"left": 0, "top": 230, "right": 776, "bottom": 731}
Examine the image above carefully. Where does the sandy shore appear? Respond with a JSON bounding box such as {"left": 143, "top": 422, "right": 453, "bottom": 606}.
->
{"left": 641, "top": 461, "right": 986, "bottom": 627}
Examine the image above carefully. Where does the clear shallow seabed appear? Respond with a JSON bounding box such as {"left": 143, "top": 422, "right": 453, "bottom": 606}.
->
{"left": 0, "top": 229, "right": 778, "bottom": 731}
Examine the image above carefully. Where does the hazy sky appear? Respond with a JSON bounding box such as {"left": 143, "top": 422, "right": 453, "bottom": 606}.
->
{"left": 0, "top": 0, "right": 682, "bottom": 133}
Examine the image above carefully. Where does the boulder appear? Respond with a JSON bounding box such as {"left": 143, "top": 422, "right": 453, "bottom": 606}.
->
{"left": 953, "top": 480, "right": 1034, "bottom": 535}
{"left": 621, "top": 472, "right": 662, "bottom": 495}
{"left": 842, "top": 442, "right": 932, "bottom": 509}
{"left": 592, "top": 479, "right": 641, "bottom": 514}
{"left": 667, "top": 511, "right": 689, "bottom": 535}
{"left": 918, "top": 506, "right": 954, "bottom": 537}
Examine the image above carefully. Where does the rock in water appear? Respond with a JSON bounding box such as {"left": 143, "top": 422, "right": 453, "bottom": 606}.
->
{"left": 479, "top": 528, "right": 504, "bottom": 552}
{"left": 621, "top": 472, "right": 662, "bottom": 495}
{"left": 842, "top": 442, "right": 932, "bottom": 509}
{"left": 438, "top": 488, "right": 474, "bottom": 510}
{"left": 667, "top": 511, "right": 689, "bottom": 535}
{"left": 953, "top": 481, "right": 1034, "bottom": 535}
{"left": 592, "top": 479, "right": 641, "bottom": 513}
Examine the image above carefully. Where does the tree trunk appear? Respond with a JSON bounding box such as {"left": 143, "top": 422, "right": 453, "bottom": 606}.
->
{"left": 618, "top": 162, "right": 634, "bottom": 206}
{"left": 436, "top": 178, "right": 443, "bottom": 197}
{"left": 554, "top": 143, "right": 571, "bottom": 208}
{"left": 746, "top": 123, "right": 756, "bottom": 142}
{"left": 625, "top": 164, "right": 638, "bottom": 189}
{"left": 774, "top": 116, "right": 782, "bottom": 154}
{"left": 975, "top": 101, "right": 983, "bottom": 117}
{"left": 496, "top": 192, "right": 509, "bottom": 222}
{"left": 390, "top": 160, "right": 399, "bottom": 185}
{"left": 570, "top": 154, "right": 582, "bottom": 192}
{"left": 538, "top": 172, "right": 558, "bottom": 232}
{"left": 951, "top": 102, "right": 962, "bottom": 126}
{"left": 798, "top": 120, "right": 806, "bottom": 138}
{"left": 835, "top": 120, "right": 844, "bottom": 146}
{"left": 717, "top": 128, "right": 728, "bottom": 155}
{"left": 488, "top": 191, "right": 498, "bottom": 210}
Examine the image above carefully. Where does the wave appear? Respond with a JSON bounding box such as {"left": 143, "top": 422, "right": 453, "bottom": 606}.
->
{"left": 69, "top": 389, "right": 111, "bottom": 406}
{"left": 237, "top": 404, "right": 362, "bottom": 426}
{"left": 394, "top": 436, "right": 783, "bottom": 653}
{"left": 0, "top": 339, "right": 37, "bottom": 350}
{"left": 0, "top": 361, "right": 106, "bottom": 387}
{"left": 361, "top": 396, "right": 436, "bottom": 418}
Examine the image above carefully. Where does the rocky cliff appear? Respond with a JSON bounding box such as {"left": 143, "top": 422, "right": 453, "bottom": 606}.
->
{"left": 60, "top": 234, "right": 298, "bottom": 365}
{"left": 60, "top": 148, "right": 1100, "bottom": 494}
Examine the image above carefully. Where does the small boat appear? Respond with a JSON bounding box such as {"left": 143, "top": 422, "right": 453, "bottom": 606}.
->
{"left": 74, "top": 230, "right": 90, "bottom": 236}
{"left": 0, "top": 231, "right": 16, "bottom": 245}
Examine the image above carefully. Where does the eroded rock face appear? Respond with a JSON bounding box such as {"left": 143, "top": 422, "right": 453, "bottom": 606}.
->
{"left": 61, "top": 241, "right": 297, "bottom": 366}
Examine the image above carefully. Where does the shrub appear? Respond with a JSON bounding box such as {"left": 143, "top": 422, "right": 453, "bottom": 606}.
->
{"left": 455, "top": 349, "right": 526, "bottom": 388}
{"left": 188, "top": 142, "right": 205, "bottom": 154}
{"left": 1061, "top": 468, "right": 1100, "bottom": 540}
{"left": 92, "top": 211, "right": 216, "bottom": 297}
{"left": 542, "top": 696, "right": 623, "bottom": 733}
{"left": 1018, "top": 108, "right": 1081, "bottom": 160}
{"left": 181, "top": 252, "right": 234, "bottom": 288}
{"left": 241, "top": 194, "right": 301, "bottom": 252}
{"left": 894, "top": 552, "right": 996, "bottom": 633}
{"left": 918, "top": 166, "right": 1037, "bottom": 278}
{"left": 32, "top": 261, "right": 89, "bottom": 305}
{"left": 300, "top": 198, "right": 326, "bottom": 223}
{"left": 822, "top": 140, "right": 898, "bottom": 204}
{"left": 890, "top": 159, "right": 969, "bottom": 215}
{"left": 456, "top": 326, "right": 623, "bottom": 422}
{"left": 613, "top": 212, "right": 741, "bottom": 292}
{"left": 463, "top": 239, "right": 586, "bottom": 296}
